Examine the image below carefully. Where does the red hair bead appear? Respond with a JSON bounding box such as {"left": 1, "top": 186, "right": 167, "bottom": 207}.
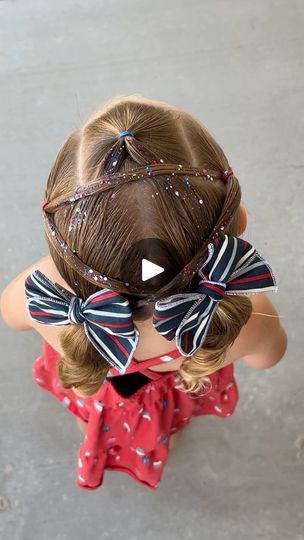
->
{"left": 221, "top": 169, "right": 234, "bottom": 182}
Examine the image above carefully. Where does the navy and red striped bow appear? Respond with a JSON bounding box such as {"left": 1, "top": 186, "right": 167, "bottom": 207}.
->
{"left": 152, "top": 235, "right": 278, "bottom": 356}
{"left": 25, "top": 270, "right": 139, "bottom": 374}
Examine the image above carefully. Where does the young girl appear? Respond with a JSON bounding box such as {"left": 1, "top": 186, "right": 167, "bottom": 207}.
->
{"left": 0, "top": 95, "right": 287, "bottom": 492}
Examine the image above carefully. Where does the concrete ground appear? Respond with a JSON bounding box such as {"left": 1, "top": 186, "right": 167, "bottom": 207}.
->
{"left": 0, "top": 1, "right": 303, "bottom": 539}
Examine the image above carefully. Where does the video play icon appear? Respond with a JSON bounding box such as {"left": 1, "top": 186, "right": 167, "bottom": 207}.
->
{"left": 119, "top": 237, "right": 180, "bottom": 291}
{"left": 141, "top": 259, "right": 164, "bottom": 282}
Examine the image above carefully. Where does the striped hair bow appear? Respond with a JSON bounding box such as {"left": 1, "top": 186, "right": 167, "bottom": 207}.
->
{"left": 152, "top": 234, "right": 278, "bottom": 356}
{"left": 25, "top": 270, "right": 139, "bottom": 374}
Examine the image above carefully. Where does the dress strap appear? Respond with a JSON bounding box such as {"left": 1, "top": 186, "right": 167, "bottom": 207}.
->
{"left": 107, "top": 348, "right": 182, "bottom": 379}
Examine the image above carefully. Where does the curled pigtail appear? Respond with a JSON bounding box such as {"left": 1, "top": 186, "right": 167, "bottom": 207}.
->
{"left": 179, "top": 295, "right": 252, "bottom": 395}
{"left": 58, "top": 325, "right": 110, "bottom": 398}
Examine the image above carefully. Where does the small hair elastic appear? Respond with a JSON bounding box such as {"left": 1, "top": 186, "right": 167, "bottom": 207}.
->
{"left": 118, "top": 130, "right": 135, "bottom": 139}
{"left": 221, "top": 169, "right": 234, "bottom": 182}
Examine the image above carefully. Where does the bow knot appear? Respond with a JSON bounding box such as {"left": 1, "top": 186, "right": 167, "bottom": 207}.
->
{"left": 68, "top": 297, "right": 86, "bottom": 324}
{"left": 197, "top": 279, "right": 226, "bottom": 301}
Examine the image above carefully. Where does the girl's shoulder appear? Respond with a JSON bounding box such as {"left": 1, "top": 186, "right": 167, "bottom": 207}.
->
{"left": 0, "top": 255, "right": 74, "bottom": 332}
{"left": 226, "top": 293, "right": 287, "bottom": 370}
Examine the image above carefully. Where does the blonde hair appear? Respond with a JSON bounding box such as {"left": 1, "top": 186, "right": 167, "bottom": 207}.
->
{"left": 44, "top": 95, "right": 251, "bottom": 397}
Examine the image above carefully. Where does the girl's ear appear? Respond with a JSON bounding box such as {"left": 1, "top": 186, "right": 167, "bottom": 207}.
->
{"left": 237, "top": 204, "right": 247, "bottom": 236}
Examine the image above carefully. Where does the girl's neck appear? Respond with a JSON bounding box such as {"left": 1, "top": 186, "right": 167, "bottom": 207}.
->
{"left": 132, "top": 318, "right": 179, "bottom": 359}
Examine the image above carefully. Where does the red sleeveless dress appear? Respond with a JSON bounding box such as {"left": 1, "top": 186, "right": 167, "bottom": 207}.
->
{"left": 32, "top": 340, "right": 238, "bottom": 491}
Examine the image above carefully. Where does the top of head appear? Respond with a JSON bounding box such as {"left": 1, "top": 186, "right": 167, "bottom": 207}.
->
{"left": 43, "top": 95, "right": 243, "bottom": 322}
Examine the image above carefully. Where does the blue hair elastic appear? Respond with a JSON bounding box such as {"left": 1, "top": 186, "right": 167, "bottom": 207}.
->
{"left": 118, "top": 130, "right": 134, "bottom": 139}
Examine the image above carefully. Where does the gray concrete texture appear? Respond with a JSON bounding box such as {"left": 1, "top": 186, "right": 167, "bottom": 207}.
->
{"left": 0, "top": 0, "right": 303, "bottom": 539}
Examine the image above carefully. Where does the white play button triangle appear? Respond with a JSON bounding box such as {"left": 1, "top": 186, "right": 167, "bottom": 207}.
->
{"left": 142, "top": 258, "right": 165, "bottom": 282}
